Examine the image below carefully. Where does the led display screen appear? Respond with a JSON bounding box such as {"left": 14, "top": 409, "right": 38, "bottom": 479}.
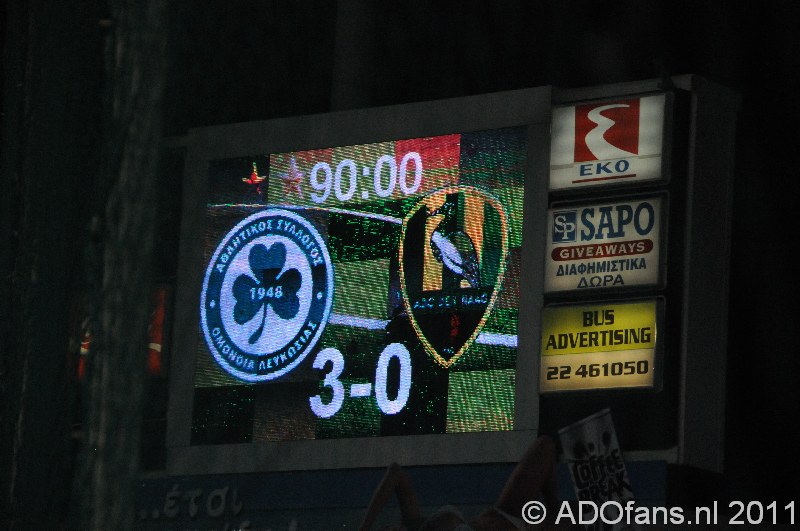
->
{"left": 192, "top": 128, "right": 527, "bottom": 444}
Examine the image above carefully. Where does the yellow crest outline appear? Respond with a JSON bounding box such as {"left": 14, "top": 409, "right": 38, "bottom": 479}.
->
{"left": 398, "top": 185, "right": 510, "bottom": 368}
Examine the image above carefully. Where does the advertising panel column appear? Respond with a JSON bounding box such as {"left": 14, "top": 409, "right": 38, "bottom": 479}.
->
{"left": 542, "top": 77, "right": 737, "bottom": 477}
{"left": 542, "top": 91, "right": 671, "bottom": 395}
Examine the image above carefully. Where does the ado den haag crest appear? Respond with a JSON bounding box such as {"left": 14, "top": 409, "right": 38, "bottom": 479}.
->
{"left": 399, "top": 186, "right": 509, "bottom": 368}
{"left": 201, "top": 209, "right": 333, "bottom": 381}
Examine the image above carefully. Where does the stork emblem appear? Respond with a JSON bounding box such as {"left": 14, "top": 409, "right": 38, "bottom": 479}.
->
{"left": 399, "top": 186, "right": 509, "bottom": 368}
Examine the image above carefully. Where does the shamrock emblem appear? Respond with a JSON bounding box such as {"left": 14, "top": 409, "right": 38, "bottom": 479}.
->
{"left": 232, "top": 242, "right": 301, "bottom": 344}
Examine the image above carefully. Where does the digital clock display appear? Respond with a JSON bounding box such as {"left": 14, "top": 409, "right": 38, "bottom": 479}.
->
{"left": 192, "top": 128, "right": 527, "bottom": 444}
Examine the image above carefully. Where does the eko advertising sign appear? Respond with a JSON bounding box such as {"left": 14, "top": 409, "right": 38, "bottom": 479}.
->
{"left": 545, "top": 197, "right": 664, "bottom": 292}
{"left": 540, "top": 300, "right": 661, "bottom": 393}
{"left": 549, "top": 94, "right": 668, "bottom": 190}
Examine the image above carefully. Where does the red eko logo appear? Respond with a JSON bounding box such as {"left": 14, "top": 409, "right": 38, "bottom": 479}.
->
{"left": 574, "top": 99, "right": 640, "bottom": 162}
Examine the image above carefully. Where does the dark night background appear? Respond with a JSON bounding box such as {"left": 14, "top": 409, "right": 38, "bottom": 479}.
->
{"left": 167, "top": 0, "right": 800, "bottom": 505}
{"left": 2, "top": 0, "right": 800, "bottom": 527}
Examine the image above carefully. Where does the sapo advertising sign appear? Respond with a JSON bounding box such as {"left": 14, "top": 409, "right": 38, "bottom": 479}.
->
{"left": 545, "top": 197, "right": 663, "bottom": 292}
{"left": 549, "top": 94, "right": 667, "bottom": 190}
{"left": 540, "top": 300, "right": 660, "bottom": 392}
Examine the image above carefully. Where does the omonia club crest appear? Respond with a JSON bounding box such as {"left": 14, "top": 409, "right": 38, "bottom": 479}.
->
{"left": 399, "top": 186, "right": 509, "bottom": 368}
{"left": 201, "top": 209, "right": 333, "bottom": 381}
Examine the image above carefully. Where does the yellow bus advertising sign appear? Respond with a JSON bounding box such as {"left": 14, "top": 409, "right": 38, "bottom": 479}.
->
{"left": 540, "top": 300, "right": 659, "bottom": 392}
